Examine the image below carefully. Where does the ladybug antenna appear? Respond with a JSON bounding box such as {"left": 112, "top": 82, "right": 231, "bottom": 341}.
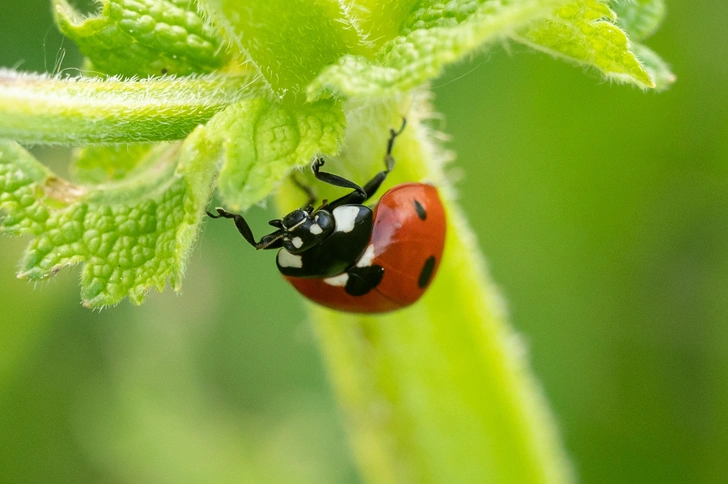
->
{"left": 255, "top": 232, "right": 285, "bottom": 250}
{"left": 313, "top": 199, "right": 329, "bottom": 212}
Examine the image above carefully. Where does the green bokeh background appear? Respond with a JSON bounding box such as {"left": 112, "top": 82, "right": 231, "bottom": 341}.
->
{"left": 1, "top": 2, "right": 726, "bottom": 483}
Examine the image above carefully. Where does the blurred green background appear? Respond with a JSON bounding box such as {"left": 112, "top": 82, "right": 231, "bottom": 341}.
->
{"left": 1, "top": 1, "right": 726, "bottom": 483}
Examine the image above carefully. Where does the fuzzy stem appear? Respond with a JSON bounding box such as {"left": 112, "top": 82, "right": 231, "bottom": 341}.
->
{"left": 0, "top": 70, "right": 260, "bottom": 144}
{"left": 277, "top": 96, "right": 573, "bottom": 483}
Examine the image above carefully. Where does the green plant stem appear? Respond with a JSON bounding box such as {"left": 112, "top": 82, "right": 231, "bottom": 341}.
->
{"left": 276, "top": 96, "right": 573, "bottom": 483}
{"left": 0, "top": 70, "right": 259, "bottom": 144}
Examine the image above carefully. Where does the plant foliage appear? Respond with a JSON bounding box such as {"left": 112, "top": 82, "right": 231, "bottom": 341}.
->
{"left": 0, "top": 0, "right": 672, "bottom": 481}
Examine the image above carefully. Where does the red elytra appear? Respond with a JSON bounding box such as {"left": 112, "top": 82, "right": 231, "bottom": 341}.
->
{"left": 285, "top": 183, "right": 446, "bottom": 313}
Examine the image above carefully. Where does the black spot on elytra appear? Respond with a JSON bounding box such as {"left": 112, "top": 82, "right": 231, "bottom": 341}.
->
{"left": 414, "top": 199, "right": 427, "bottom": 220}
{"left": 418, "top": 256, "right": 436, "bottom": 288}
{"left": 345, "top": 265, "right": 384, "bottom": 296}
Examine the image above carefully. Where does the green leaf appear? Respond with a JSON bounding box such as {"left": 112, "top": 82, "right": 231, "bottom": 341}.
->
{"left": 0, "top": 135, "right": 218, "bottom": 307}
{"left": 345, "top": 0, "right": 421, "bottom": 51}
{"left": 215, "top": 98, "right": 346, "bottom": 211}
{"left": 53, "top": 0, "right": 231, "bottom": 77}
{"left": 611, "top": 0, "right": 665, "bottom": 41}
{"left": 0, "top": 96, "right": 343, "bottom": 306}
{"left": 200, "top": 0, "right": 370, "bottom": 98}
{"left": 71, "top": 144, "right": 154, "bottom": 184}
{"left": 307, "top": 0, "right": 567, "bottom": 99}
{"left": 631, "top": 42, "right": 675, "bottom": 91}
{"left": 513, "top": 0, "right": 656, "bottom": 88}
{"left": 0, "top": 70, "right": 260, "bottom": 144}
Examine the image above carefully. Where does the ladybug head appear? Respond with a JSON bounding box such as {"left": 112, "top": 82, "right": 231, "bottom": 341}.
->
{"left": 271, "top": 207, "right": 335, "bottom": 254}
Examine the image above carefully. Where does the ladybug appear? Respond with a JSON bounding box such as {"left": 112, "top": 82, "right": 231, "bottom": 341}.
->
{"left": 207, "top": 121, "right": 446, "bottom": 313}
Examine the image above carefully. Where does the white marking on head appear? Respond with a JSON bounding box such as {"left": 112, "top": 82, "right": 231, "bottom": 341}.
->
{"left": 282, "top": 211, "right": 309, "bottom": 231}
{"left": 333, "top": 206, "right": 360, "bottom": 233}
{"left": 277, "top": 249, "right": 303, "bottom": 268}
{"left": 310, "top": 224, "right": 323, "bottom": 235}
{"left": 324, "top": 273, "right": 349, "bottom": 287}
{"left": 291, "top": 236, "right": 303, "bottom": 248}
{"left": 356, "top": 244, "right": 376, "bottom": 268}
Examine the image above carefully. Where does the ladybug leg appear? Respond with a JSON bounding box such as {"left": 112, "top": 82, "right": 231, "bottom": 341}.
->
{"left": 206, "top": 207, "right": 284, "bottom": 250}
{"left": 358, "top": 145, "right": 395, "bottom": 201}
{"left": 356, "top": 118, "right": 408, "bottom": 201}
{"left": 311, "top": 158, "right": 368, "bottom": 207}
{"left": 343, "top": 264, "right": 385, "bottom": 296}
{"left": 314, "top": 119, "right": 407, "bottom": 210}
{"left": 386, "top": 118, "right": 407, "bottom": 166}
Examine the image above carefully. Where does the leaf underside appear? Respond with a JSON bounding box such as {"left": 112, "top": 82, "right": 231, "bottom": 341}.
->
{"left": 0, "top": 1, "right": 674, "bottom": 483}
{"left": 306, "top": 0, "right": 672, "bottom": 99}
{"left": 53, "top": 0, "right": 231, "bottom": 77}
{"left": 611, "top": 0, "right": 666, "bottom": 41}
{"left": 215, "top": 99, "right": 346, "bottom": 211}
{"left": 513, "top": 0, "right": 657, "bottom": 89}
{"left": 0, "top": 137, "right": 217, "bottom": 307}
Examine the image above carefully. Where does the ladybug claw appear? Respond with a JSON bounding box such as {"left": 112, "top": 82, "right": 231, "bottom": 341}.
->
{"left": 311, "top": 158, "right": 325, "bottom": 171}
{"left": 206, "top": 207, "right": 234, "bottom": 219}
{"left": 206, "top": 208, "right": 222, "bottom": 218}
{"left": 389, "top": 118, "right": 407, "bottom": 139}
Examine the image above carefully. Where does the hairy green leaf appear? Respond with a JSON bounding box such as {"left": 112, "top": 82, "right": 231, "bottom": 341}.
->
{"left": 307, "top": 0, "right": 567, "bottom": 99}
{"left": 0, "top": 0, "right": 674, "bottom": 480}
{"left": 0, "top": 136, "right": 217, "bottom": 307}
{"left": 53, "top": 0, "right": 230, "bottom": 76}
{"left": 200, "top": 0, "right": 370, "bottom": 97}
{"left": 71, "top": 144, "right": 154, "bottom": 184}
{"left": 345, "top": 0, "right": 421, "bottom": 51}
{"left": 611, "top": 0, "right": 665, "bottom": 41}
{"left": 513, "top": 0, "right": 656, "bottom": 88}
{"left": 631, "top": 43, "right": 675, "bottom": 91}
{"left": 0, "top": 70, "right": 261, "bottom": 144}
{"left": 215, "top": 98, "right": 346, "bottom": 211}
